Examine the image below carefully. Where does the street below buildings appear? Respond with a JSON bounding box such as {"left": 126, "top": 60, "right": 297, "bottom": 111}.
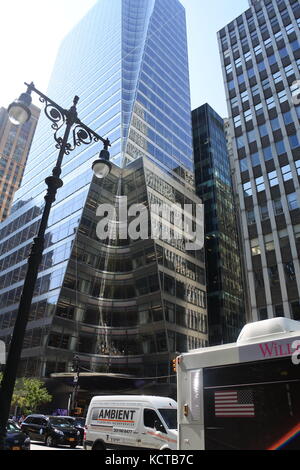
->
{"left": 30, "top": 441, "right": 83, "bottom": 451}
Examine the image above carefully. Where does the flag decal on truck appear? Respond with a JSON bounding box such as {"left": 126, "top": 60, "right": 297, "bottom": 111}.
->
{"left": 214, "top": 390, "right": 255, "bottom": 417}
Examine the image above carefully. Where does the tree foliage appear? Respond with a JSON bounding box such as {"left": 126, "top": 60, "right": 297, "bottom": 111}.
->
{"left": 0, "top": 373, "right": 52, "bottom": 415}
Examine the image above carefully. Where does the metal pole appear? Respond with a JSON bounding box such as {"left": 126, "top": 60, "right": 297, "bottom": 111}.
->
{"left": 0, "top": 84, "right": 110, "bottom": 449}
{"left": 0, "top": 91, "right": 79, "bottom": 449}
{"left": 0, "top": 122, "right": 72, "bottom": 449}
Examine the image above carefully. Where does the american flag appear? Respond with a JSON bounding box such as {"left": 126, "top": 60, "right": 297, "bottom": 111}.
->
{"left": 214, "top": 390, "right": 255, "bottom": 418}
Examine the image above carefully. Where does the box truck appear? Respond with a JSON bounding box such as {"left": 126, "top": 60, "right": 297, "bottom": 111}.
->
{"left": 177, "top": 317, "right": 300, "bottom": 450}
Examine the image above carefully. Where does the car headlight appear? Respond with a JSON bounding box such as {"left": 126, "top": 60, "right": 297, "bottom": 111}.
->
{"left": 54, "top": 428, "right": 64, "bottom": 435}
{"left": 77, "top": 431, "right": 80, "bottom": 436}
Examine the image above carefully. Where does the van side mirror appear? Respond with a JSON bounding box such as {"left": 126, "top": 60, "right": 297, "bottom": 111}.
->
{"left": 154, "top": 420, "right": 166, "bottom": 434}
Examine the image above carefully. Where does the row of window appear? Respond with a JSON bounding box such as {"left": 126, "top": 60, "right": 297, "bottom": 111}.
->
{"left": 251, "top": 224, "right": 300, "bottom": 255}
{"left": 258, "top": 299, "right": 300, "bottom": 321}
{"left": 244, "top": 173, "right": 300, "bottom": 204}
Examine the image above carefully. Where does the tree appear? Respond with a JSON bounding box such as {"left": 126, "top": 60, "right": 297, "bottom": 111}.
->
{"left": 0, "top": 373, "right": 52, "bottom": 415}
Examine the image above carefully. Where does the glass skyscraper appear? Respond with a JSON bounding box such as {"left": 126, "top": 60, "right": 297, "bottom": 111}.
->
{"left": 192, "top": 104, "right": 246, "bottom": 345}
{"left": 218, "top": 0, "right": 300, "bottom": 322}
{"left": 0, "top": 0, "right": 207, "bottom": 392}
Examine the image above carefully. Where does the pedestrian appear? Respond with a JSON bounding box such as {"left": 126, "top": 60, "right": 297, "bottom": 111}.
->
{"left": 18, "top": 415, "right": 25, "bottom": 425}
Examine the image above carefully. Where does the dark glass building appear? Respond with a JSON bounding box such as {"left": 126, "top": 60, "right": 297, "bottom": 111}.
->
{"left": 218, "top": 0, "right": 300, "bottom": 321}
{"left": 192, "top": 104, "right": 246, "bottom": 345}
{"left": 0, "top": 0, "right": 207, "bottom": 392}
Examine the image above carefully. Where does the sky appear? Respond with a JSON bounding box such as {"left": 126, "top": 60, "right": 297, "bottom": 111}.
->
{"left": 0, "top": 0, "right": 249, "bottom": 119}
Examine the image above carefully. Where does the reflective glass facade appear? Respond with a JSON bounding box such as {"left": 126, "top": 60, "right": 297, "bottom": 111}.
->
{"left": 192, "top": 104, "right": 246, "bottom": 344}
{"left": 0, "top": 0, "right": 206, "bottom": 383}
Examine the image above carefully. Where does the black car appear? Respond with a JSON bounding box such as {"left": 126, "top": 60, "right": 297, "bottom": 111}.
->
{"left": 64, "top": 417, "right": 85, "bottom": 445}
{"left": 5, "top": 420, "right": 30, "bottom": 451}
{"left": 21, "top": 414, "right": 81, "bottom": 448}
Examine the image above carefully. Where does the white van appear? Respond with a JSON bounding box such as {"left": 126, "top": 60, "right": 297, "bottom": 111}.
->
{"left": 84, "top": 395, "right": 177, "bottom": 450}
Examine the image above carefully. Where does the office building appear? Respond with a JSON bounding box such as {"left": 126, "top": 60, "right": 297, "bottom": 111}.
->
{"left": 192, "top": 104, "right": 246, "bottom": 344}
{"left": 0, "top": 105, "right": 40, "bottom": 221}
{"left": 218, "top": 0, "right": 300, "bottom": 321}
{"left": 0, "top": 0, "right": 207, "bottom": 392}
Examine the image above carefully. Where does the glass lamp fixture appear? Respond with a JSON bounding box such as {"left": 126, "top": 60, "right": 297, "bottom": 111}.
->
{"left": 92, "top": 147, "right": 111, "bottom": 178}
{"left": 7, "top": 91, "right": 32, "bottom": 125}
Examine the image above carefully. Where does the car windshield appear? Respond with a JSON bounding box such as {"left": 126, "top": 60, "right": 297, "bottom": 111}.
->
{"left": 158, "top": 409, "right": 177, "bottom": 430}
{"left": 7, "top": 422, "right": 21, "bottom": 432}
{"left": 74, "top": 418, "right": 85, "bottom": 426}
{"left": 48, "top": 417, "right": 74, "bottom": 428}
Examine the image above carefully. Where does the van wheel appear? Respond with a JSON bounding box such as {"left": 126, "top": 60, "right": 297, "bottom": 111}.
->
{"left": 92, "top": 441, "right": 106, "bottom": 450}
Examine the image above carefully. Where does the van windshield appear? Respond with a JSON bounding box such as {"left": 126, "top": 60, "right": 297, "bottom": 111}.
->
{"left": 159, "top": 409, "right": 177, "bottom": 430}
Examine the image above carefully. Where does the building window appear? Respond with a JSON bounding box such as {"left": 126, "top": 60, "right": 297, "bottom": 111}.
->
{"left": 273, "top": 198, "right": 283, "bottom": 215}
{"left": 268, "top": 171, "right": 278, "bottom": 187}
{"left": 284, "top": 261, "right": 296, "bottom": 281}
{"left": 273, "top": 71, "right": 282, "bottom": 84}
{"left": 281, "top": 164, "right": 293, "bottom": 181}
{"left": 241, "top": 90, "right": 249, "bottom": 103}
{"left": 289, "top": 134, "right": 300, "bottom": 150}
{"left": 268, "top": 265, "right": 279, "bottom": 285}
{"left": 260, "top": 204, "right": 269, "bottom": 221}
{"left": 251, "top": 238, "right": 261, "bottom": 256}
{"left": 287, "top": 192, "right": 299, "bottom": 210}
{"left": 283, "top": 111, "right": 293, "bottom": 125}
{"left": 244, "top": 109, "right": 253, "bottom": 122}
{"left": 274, "top": 304, "right": 284, "bottom": 318}
{"left": 246, "top": 209, "right": 256, "bottom": 225}
{"left": 264, "top": 234, "right": 275, "bottom": 252}
{"left": 264, "top": 38, "right": 272, "bottom": 50}
{"left": 255, "top": 102, "right": 264, "bottom": 116}
{"left": 291, "top": 40, "right": 300, "bottom": 52}
{"left": 275, "top": 140, "right": 286, "bottom": 155}
{"left": 239, "top": 158, "right": 248, "bottom": 172}
{"left": 255, "top": 176, "right": 265, "bottom": 192}
{"left": 266, "top": 97, "right": 276, "bottom": 110}
{"left": 284, "top": 64, "right": 294, "bottom": 77}
{"left": 236, "top": 136, "right": 245, "bottom": 149}
{"left": 234, "top": 115, "right": 242, "bottom": 128}
{"left": 243, "top": 181, "right": 252, "bottom": 197}
{"left": 263, "top": 146, "right": 273, "bottom": 161}
{"left": 231, "top": 96, "right": 239, "bottom": 109}
{"left": 286, "top": 24, "right": 295, "bottom": 36}
{"left": 259, "top": 308, "right": 268, "bottom": 320}
{"left": 251, "top": 152, "right": 260, "bottom": 167}
{"left": 270, "top": 117, "right": 280, "bottom": 131}
{"left": 247, "top": 129, "right": 256, "bottom": 143}
{"left": 251, "top": 84, "right": 260, "bottom": 97}
{"left": 278, "top": 90, "right": 288, "bottom": 103}
{"left": 226, "top": 63, "right": 233, "bottom": 75}
{"left": 291, "top": 301, "right": 300, "bottom": 321}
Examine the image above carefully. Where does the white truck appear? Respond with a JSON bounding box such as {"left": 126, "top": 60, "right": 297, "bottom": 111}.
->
{"left": 84, "top": 395, "right": 177, "bottom": 450}
{"left": 177, "top": 317, "right": 300, "bottom": 450}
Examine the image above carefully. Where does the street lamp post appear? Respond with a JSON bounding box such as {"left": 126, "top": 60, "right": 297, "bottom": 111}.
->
{"left": 0, "top": 82, "right": 111, "bottom": 449}
{"left": 70, "top": 355, "right": 80, "bottom": 415}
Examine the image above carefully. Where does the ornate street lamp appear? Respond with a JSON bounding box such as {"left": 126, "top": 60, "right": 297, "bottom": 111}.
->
{"left": 0, "top": 82, "right": 111, "bottom": 449}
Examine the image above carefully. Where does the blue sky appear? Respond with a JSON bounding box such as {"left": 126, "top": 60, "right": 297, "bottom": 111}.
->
{"left": 1, "top": 0, "right": 249, "bottom": 118}
{"left": 181, "top": 0, "right": 249, "bottom": 116}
